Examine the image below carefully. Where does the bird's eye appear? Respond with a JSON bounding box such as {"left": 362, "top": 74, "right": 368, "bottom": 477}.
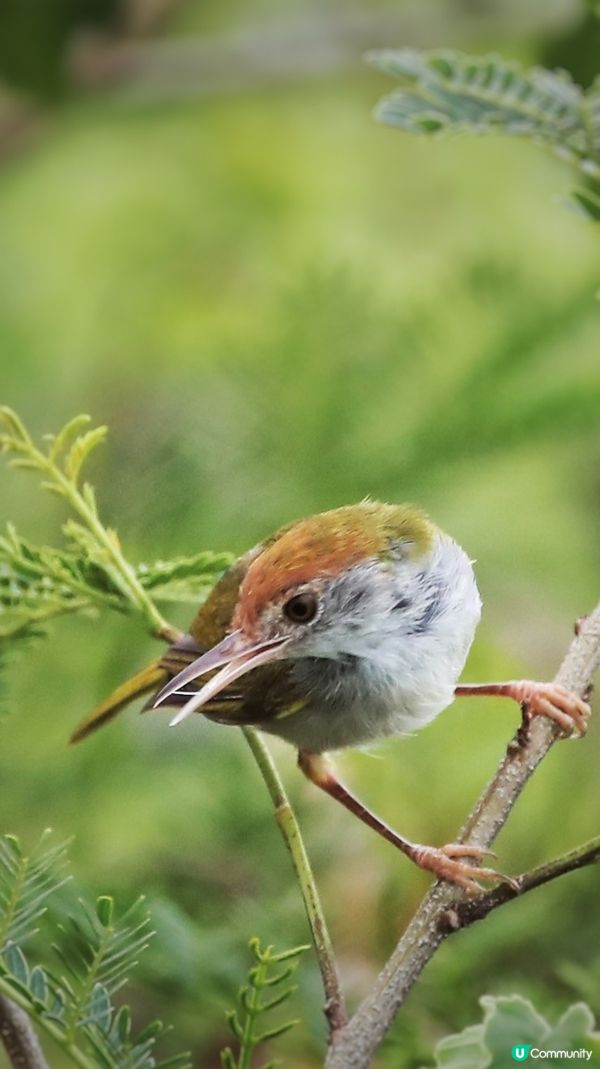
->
{"left": 283, "top": 592, "right": 318, "bottom": 624}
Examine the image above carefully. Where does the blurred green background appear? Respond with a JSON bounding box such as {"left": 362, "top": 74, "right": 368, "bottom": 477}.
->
{"left": 1, "top": 1, "right": 600, "bottom": 1067}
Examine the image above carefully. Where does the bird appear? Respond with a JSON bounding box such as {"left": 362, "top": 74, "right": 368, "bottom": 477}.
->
{"left": 71, "top": 501, "right": 590, "bottom": 893}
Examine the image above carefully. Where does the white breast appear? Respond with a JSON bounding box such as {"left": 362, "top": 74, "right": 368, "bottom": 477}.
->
{"left": 261, "top": 531, "right": 482, "bottom": 753}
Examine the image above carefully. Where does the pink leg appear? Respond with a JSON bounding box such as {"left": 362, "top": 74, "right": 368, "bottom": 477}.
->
{"left": 298, "top": 751, "right": 518, "bottom": 896}
{"left": 455, "top": 680, "right": 590, "bottom": 738}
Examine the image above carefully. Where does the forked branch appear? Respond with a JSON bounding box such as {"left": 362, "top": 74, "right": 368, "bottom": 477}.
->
{"left": 325, "top": 603, "right": 600, "bottom": 1069}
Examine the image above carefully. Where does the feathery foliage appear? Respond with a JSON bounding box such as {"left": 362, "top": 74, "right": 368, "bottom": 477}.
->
{"left": 221, "top": 939, "right": 309, "bottom": 1069}
{"left": 0, "top": 409, "right": 232, "bottom": 695}
{"left": 0, "top": 410, "right": 314, "bottom": 1067}
{"left": 0, "top": 832, "right": 70, "bottom": 951}
{"left": 0, "top": 831, "right": 191, "bottom": 1069}
{"left": 368, "top": 49, "right": 600, "bottom": 219}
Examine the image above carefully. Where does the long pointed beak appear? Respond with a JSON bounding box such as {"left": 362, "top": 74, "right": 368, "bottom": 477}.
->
{"left": 152, "top": 630, "right": 290, "bottom": 728}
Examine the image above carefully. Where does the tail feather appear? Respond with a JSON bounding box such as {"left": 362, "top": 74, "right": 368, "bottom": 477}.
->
{"left": 70, "top": 660, "right": 167, "bottom": 744}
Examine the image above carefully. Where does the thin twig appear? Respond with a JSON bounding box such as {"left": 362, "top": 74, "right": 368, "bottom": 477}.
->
{"left": 326, "top": 604, "right": 600, "bottom": 1069}
{"left": 242, "top": 728, "right": 347, "bottom": 1033}
{"left": 0, "top": 996, "right": 50, "bottom": 1069}
{"left": 449, "top": 833, "right": 600, "bottom": 930}
{"left": 142, "top": 624, "right": 344, "bottom": 1030}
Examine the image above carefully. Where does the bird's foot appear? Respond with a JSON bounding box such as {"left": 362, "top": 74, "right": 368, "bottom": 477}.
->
{"left": 409, "top": 842, "right": 519, "bottom": 897}
{"left": 508, "top": 681, "right": 590, "bottom": 741}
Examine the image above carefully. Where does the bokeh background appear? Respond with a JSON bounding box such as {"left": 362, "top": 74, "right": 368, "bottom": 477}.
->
{"left": 1, "top": 1, "right": 600, "bottom": 1066}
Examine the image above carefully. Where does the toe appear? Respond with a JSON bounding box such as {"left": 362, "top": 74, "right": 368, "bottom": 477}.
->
{"left": 441, "top": 843, "right": 497, "bottom": 861}
{"left": 534, "top": 696, "right": 576, "bottom": 735}
{"left": 526, "top": 683, "right": 590, "bottom": 738}
{"left": 413, "top": 845, "right": 517, "bottom": 895}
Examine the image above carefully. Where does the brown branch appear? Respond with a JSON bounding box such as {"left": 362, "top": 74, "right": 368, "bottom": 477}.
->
{"left": 447, "top": 834, "right": 600, "bottom": 931}
{"left": 326, "top": 604, "right": 600, "bottom": 1069}
{"left": 0, "top": 996, "right": 49, "bottom": 1069}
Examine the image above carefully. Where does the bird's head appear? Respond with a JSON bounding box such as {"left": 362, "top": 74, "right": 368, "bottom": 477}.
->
{"left": 155, "top": 501, "right": 436, "bottom": 725}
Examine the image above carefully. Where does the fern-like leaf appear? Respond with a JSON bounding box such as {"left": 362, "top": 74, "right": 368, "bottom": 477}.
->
{"left": 0, "top": 526, "right": 123, "bottom": 641}
{"left": 0, "top": 408, "right": 174, "bottom": 637}
{"left": 137, "top": 551, "right": 233, "bottom": 603}
{"left": 0, "top": 525, "right": 231, "bottom": 640}
{"left": 221, "top": 939, "right": 308, "bottom": 1069}
{"left": 55, "top": 895, "right": 152, "bottom": 1040}
{"left": 0, "top": 831, "right": 70, "bottom": 952}
{"left": 0, "top": 833, "right": 191, "bottom": 1069}
{"left": 0, "top": 411, "right": 233, "bottom": 659}
{"left": 368, "top": 49, "right": 600, "bottom": 183}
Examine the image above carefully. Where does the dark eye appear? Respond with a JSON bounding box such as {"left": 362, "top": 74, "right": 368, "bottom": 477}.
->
{"left": 283, "top": 592, "right": 318, "bottom": 624}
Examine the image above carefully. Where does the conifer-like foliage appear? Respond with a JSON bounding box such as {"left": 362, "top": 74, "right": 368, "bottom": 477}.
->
{"left": 368, "top": 49, "right": 600, "bottom": 220}
{"left": 221, "top": 940, "right": 308, "bottom": 1069}
{"left": 0, "top": 408, "right": 232, "bottom": 647}
{"left": 0, "top": 831, "right": 191, "bottom": 1069}
{"left": 0, "top": 410, "right": 310, "bottom": 1068}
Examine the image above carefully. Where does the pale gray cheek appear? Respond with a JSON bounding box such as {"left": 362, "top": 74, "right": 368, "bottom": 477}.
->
{"left": 309, "top": 584, "right": 372, "bottom": 645}
{"left": 320, "top": 580, "right": 369, "bottom": 620}
{"left": 402, "top": 573, "right": 445, "bottom": 636}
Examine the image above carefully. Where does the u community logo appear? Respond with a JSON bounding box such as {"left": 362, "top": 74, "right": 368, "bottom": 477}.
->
{"left": 511, "top": 1044, "right": 593, "bottom": 1062}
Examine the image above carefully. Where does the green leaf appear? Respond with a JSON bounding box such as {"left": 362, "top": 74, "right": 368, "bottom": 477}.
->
{"left": 0, "top": 409, "right": 235, "bottom": 687}
{"left": 154, "top": 1054, "right": 193, "bottom": 1069}
{"left": 220, "top": 939, "right": 306, "bottom": 1069}
{"left": 46, "top": 987, "right": 66, "bottom": 1023}
{"left": 259, "top": 985, "right": 298, "bottom": 1012}
{"left": 368, "top": 49, "right": 600, "bottom": 180}
{"left": 433, "top": 1024, "right": 486, "bottom": 1069}
{"left": 256, "top": 1018, "right": 299, "bottom": 1043}
{"left": 0, "top": 410, "right": 174, "bottom": 636}
{"left": 4, "top": 943, "right": 30, "bottom": 987}
{"left": 428, "top": 996, "right": 600, "bottom": 1068}
{"left": 226, "top": 1009, "right": 244, "bottom": 1042}
{"left": 64, "top": 426, "right": 108, "bottom": 485}
{"left": 0, "top": 524, "right": 122, "bottom": 642}
{"left": 56, "top": 895, "right": 152, "bottom": 1011}
{"left": 112, "top": 1005, "right": 131, "bottom": 1044}
{"left": 0, "top": 407, "right": 32, "bottom": 450}
{"left": 46, "top": 415, "right": 92, "bottom": 463}
{"left": 0, "top": 836, "right": 191, "bottom": 1069}
{"left": 96, "top": 897, "right": 114, "bottom": 928}
{"left": 86, "top": 982, "right": 112, "bottom": 1031}
{"left": 269, "top": 944, "right": 310, "bottom": 963}
{"left": 136, "top": 1019, "right": 164, "bottom": 1044}
{"left": 571, "top": 186, "right": 600, "bottom": 221}
{"left": 29, "top": 965, "right": 49, "bottom": 1007}
{"left": 136, "top": 551, "right": 233, "bottom": 604}
{"left": 0, "top": 831, "right": 70, "bottom": 950}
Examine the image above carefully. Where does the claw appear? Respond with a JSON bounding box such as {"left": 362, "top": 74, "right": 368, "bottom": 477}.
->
{"left": 512, "top": 681, "right": 591, "bottom": 739}
{"left": 410, "top": 843, "right": 518, "bottom": 896}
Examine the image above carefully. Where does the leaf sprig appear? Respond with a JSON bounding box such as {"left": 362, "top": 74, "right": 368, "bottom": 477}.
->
{"left": 0, "top": 408, "right": 232, "bottom": 649}
{"left": 221, "top": 939, "right": 308, "bottom": 1069}
{"left": 0, "top": 832, "right": 191, "bottom": 1069}
{"left": 368, "top": 49, "right": 600, "bottom": 219}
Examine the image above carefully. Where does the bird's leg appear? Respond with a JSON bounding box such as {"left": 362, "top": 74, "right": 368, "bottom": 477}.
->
{"left": 298, "top": 751, "right": 518, "bottom": 896}
{"left": 454, "top": 681, "right": 590, "bottom": 742}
